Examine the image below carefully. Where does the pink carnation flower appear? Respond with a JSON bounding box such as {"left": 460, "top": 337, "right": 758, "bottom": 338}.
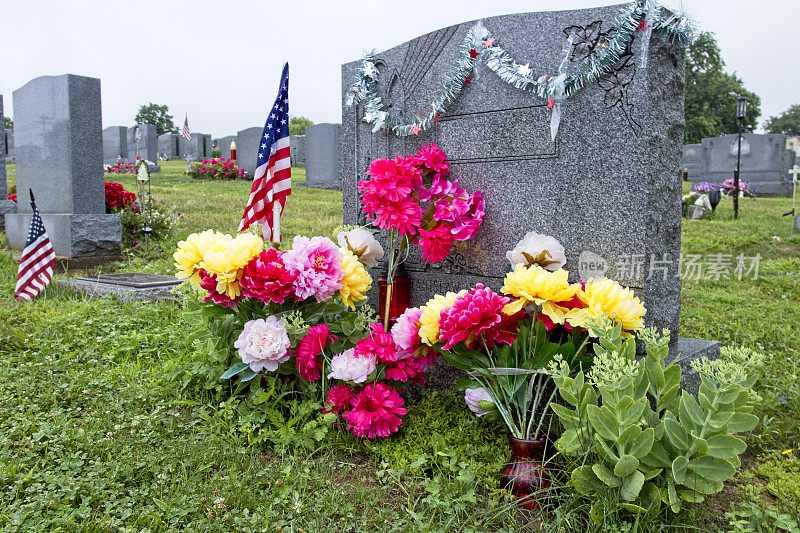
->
{"left": 354, "top": 323, "right": 397, "bottom": 364}
{"left": 325, "top": 383, "right": 356, "bottom": 414}
{"left": 295, "top": 324, "right": 336, "bottom": 381}
{"left": 365, "top": 195, "right": 422, "bottom": 237}
{"left": 419, "top": 223, "right": 455, "bottom": 263}
{"left": 233, "top": 316, "right": 291, "bottom": 372}
{"left": 198, "top": 269, "right": 239, "bottom": 308}
{"left": 438, "top": 284, "right": 525, "bottom": 350}
{"left": 360, "top": 157, "right": 421, "bottom": 204}
{"left": 239, "top": 248, "right": 296, "bottom": 304}
{"left": 283, "top": 236, "right": 343, "bottom": 302}
{"left": 385, "top": 358, "right": 423, "bottom": 384}
{"left": 343, "top": 383, "right": 407, "bottom": 439}
{"left": 451, "top": 191, "right": 485, "bottom": 241}
{"left": 410, "top": 143, "right": 450, "bottom": 173}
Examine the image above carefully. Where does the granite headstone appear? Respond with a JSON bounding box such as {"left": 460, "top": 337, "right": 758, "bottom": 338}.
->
{"left": 102, "top": 126, "right": 128, "bottom": 164}
{"left": 4, "top": 74, "right": 121, "bottom": 259}
{"left": 236, "top": 126, "right": 262, "bottom": 175}
{"left": 127, "top": 124, "right": 159, "bottom": 163}
{"left": 215, "top": 135, "right": 235, "bottom": 159}
{"left": 158, "top": 133, "right": 180, "bottom": 160}
{"left": 290, "top": 134, "right": 305, "bottom": 166}
{"left": 304, "top": 123, "right": 340, "bottom": 189}
{"left": 0, "top": 96, "right": 16, "bottom": 226}
{"left": 692, "top": 133, "right": 795, "bottom": 196}
{"left": 4, "top": 129, "right": 13, "bottom": 158}
{"left": 342, "top": 5, "right": 710, "bottom": 386}
{"left": 682, "top": 143, "right": 701, "bottom": 181}
{"left": 58, "top": 272, "right": 185, "bottom": 302}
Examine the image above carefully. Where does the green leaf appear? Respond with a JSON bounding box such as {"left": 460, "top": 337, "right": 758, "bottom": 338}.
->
{"left": 453, "top": 376, "right": 482, "bottom": 391}
{"left": 239, "top": 368, "right": 260, "bottom": 382}
{"left": 620, "top": 470, "right": 645, "bottom": 501}
{"left": 617, "top": 425, "right": 641, "bottom": 447}
{"left": 667, "top": 479, "right": 681, "bottom": 513}
{"left": 726, "top": 412, "right": 758, "bottom": 433}
{"left": 680, "top": 474, "right": 724, "bottom": 495}
{"left": 220, "top": 362, "right": 249, "bottom": 379}
{"left": 641, "top": 440, "right": 671, "bottom": 468}
{"left": 587, "top": 405, "right": 618, "bottom": 441}
{"left": 687, "top": 456, "right": 735, "bottom": 483}
{"left": 646, "top": 354, "right": 665, "bottom": 389}
{"left": 555, "top": 429, "right": 583, "bottom": 455}
{"left": 706, "top": 435, "right": 746, "bottom": 459}
{"left": 571, "top": 465, "right": 602, "bottom": 496}
{"left": 628, "top": 427, "right": 655, "bottom": 459}
{"left": 592, "top": 464, "right": 621, "bottom": 487}
{"left": 678, "top": 489, "right": 705, "bottom": 503}
{"left": 614, "top": 454, "right": 640, "bottom": 477}
{"left": 550, "top": 403, "right": 580, "bottom": 425}
{"left": 671, "top": 456, "right": 689, "bottom": 484}
{"left": 680, "top": 393, "right": 705, "bottom": 428}
{"left": 664, "top": 418, "right": 689, "bottom": 451}
{"left": 709, "top": 410, "right": 734, "bottom": 429}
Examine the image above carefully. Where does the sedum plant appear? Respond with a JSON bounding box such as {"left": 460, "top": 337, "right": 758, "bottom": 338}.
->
{"left": 550, "top": 318, "right": 762, "bottom": 516}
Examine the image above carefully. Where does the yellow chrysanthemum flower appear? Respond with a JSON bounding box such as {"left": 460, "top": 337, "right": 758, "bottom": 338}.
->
{"left": 500, "top": 264, "right": 580, "bottom": 326}
{"left": 339, "top": 249, "right": 372, "bottom": 310}
{"left": 173, "top": 230, "right": 231, "bottom": 288}
{"left": 200, "top": 233, "right": 264, "bottom": 299}
{"left": 418, "top": 290, "right": 467, "bottom": 346}
{"left": 574, "top": 277, "right": 647, "bottom": 334}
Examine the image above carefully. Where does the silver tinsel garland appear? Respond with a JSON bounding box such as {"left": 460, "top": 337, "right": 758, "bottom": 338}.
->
{"left": 346, "top": 0, "right": 694, "bottom": 137}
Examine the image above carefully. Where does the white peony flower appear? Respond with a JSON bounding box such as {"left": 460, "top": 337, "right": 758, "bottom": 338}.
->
{"left": 506, "top": 231, "right": 567, "bottom": 271}
{"left": 464, "top": 388, "right": 496, "bottom": 417}
{"left": 337, "top": 228, "right": 384, "bottom": 268}
{"left": 328, "top": 348, "right": 377, "bottom": 383}
{"left": 233, "top": 316, "right": 291, "bottom": 372}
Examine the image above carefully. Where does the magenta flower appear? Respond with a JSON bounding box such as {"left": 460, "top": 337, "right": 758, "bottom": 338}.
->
{"left": 239, "top": 248, "right": 296, "bottom": 304}
{"left": 451, "top": 191, "right": 485, "bottom": 241}
{"left": 419, "top": 223, "right": 455, "bottom": 263}
{"left": 355, "top": 323, "right": 397, "bottom": 364}
{"left": 343, "top": 383, "right": 407, "bottom": 439}
{"left": 283, "top": 236, "right": 343, "bottom": 302}
{"left": 438, "top": 284, "right": 525, "bottom": 350}
{"left": 325, "top": 383, "right": 356, "bottom": 414}
{"left": 433, "top": 197, "right": 469, "bottom": 223}
{"left": 198, "top": 269, "right": 240, "bottom": 308}
{"left": 410, "top": 143, "right": 450, "bottom": 173}
{"left": 417, "top": 175, "right": 467, "bottom": 202}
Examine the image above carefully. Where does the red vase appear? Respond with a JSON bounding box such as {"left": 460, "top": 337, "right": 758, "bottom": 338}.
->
{"left": 377, "top": 270, "right": 410, "bottom": 326}
{"left": 500, "top": 435, "right": 552, "bottom": 509}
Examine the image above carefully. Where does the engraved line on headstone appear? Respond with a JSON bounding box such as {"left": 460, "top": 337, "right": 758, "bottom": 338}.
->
{"left": 400, "top": 26, "right": 458, "bottom": 103}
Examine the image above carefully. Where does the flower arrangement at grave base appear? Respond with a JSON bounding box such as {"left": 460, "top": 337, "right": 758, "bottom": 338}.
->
{"left": 6, "top": 194, "right": 16, "bottom": 202}
{"left": 418, "top": 231, "right": 647, "bottom": 506}
{"left": 359, "top": 143, "right": 485, "bottom": 329}
{"left": 174, "top": 226, "right": 444, "bottom": 439}
{"left": 105, "top": 182, "right": 137, "bottom": 212}
{"left": 721, "top": 177, "right": 756, "bottom": 198}
{"left": 105, "top": 157, "right": 135, "bottom": 174}
{"left": 105, "top": 182, "right": 180, "bottom": 249}
{"left": 187, "top": 157, "right": 244, "bottom": 180}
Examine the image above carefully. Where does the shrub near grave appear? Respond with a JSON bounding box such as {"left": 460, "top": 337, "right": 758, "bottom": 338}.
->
{"left": 105, "top": 181, "right": 179, "bottom": 249}
{"left": 187, "top": 157, "right": 244, "bottom": 180}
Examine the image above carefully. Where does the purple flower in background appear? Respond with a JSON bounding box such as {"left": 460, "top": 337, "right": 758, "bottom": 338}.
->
{"left": 692, "top": 182, "right": 716, "bottom": 193}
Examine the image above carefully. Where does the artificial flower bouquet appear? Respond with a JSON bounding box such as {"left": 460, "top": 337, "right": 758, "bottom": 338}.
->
{"left": 416, "top": 231, "right": 648, "bottom": 442}
{"left": 173, "top": 227, "right": 443, "bottom": 439}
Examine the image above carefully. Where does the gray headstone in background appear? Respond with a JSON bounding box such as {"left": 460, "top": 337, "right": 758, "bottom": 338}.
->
{"left": 4, "top": 74, "right": 121, "bottom": 259}
{"left": 202, "top": 133, "right": 212, "bottom": 158}
{"left": 102, "top": 126, "right": 128, "bottom": 164}
{"left": 4, "top": 129, "right": 13, "bottom": 159}
{"left": 236, "top": 126, "right": 262, "bottom": 175}
{"left": 342, "top": 5, "right": 694, "bottom": 373}
{"left": 215, "top": 135, "right": 235, "bottom": 159}
{"left": 691, "top": 133, "right": 794, "bottom": 196}
{"left": 185, "top": 133, "right": 210, "bottom": 160}
{"left": 304, "top": 123, "right": 340, "bottom": 189}
{"left": 682, "top": 143, "right": 701, "bottom": 181}
{"left": 290, "top": 134, "right": 305, "bottom": 166}
{"left": 0, "top": 95, "right": 17, "bottom": 226}
{"left": 127, "top": 124, "right": 158, "bottom": 162}
{"left": 158, "top": 133, "right": 179, "bottom": 160}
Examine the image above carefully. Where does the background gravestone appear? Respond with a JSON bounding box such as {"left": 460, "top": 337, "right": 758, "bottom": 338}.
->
{"left": 215, "top": 135, "right": 235, "bottom": 159}
{"left": 0, "top": 95, "right": 17, "bottom": 227}
{"left": 4, "top": 129, "right": 13, "bottom": 159}
{"left": 4, "top": 74, "right": 121, "bottom": 260}
{"left": 236, "top": 127, "right": 262, "bottom": 175}
{"left": 304, "top": 123, "right": 340, "bottom": 189}
{"left": 102, "top": 126, "right": 128, "bottom": 164}
{"left": 691, "top": 133, "right": 794, "bottom": 196}
{"left": 682, "top": 144, "right": 701, "bottom": 181}
{"left": 127, "top": 124, "right": 158, "bottom": 162}
{"left": 178, "top": 134, "right": 195, "bottom": 161}
{"left": 290, "top": 134, "right": 305, "bottom": 166}
{"left": 342, "top": 5, "right": 697, "bottom": 373}
{"left": 158, "top": 133, "right": 179, "bottom": 160}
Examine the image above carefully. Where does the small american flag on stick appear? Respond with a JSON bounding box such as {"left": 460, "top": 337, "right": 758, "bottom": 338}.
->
{"left": 181, "top": 114, "right": 191, "bottom": 141}
{"left": 14, "top": 190, "right": 57, "bottom": 301}
{"left": 238, "top": 63, "right": 292, "bottom": 243}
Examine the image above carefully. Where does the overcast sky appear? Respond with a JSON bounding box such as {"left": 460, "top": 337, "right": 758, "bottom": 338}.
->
{"left": 2, "top": 0, "right": 796, "bottom": 136}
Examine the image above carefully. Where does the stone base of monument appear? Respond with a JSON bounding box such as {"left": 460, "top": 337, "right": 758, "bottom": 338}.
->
{"left": 0, "top": 199, "right": 17, "bottom": 228}
{"left": 5, "top": 212, "right": 122, "bottom": 259}
{"left": 146, "top": 163, "right": 161, "bottom": 173}
{"left": 57, "top": 273, "right": 185, "bottom": 303}
{"left": 297, "top": 179, "right": 342, "bottom": 191}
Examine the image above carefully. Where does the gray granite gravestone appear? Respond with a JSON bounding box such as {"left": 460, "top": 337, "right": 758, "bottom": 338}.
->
{"left": 4, "top": 74, "right": 121, "bottom": 260}
{"left": 215, "top": 135, "right": 235, "bottom": 159}
{"left": 0, "top": 96, "right": 17, "bottom": 227}
{"left": 158, "top": 133, "right": 179, "bottom": 160}
{"left": 304, "top": 123, "right": 340, "bottom": 189}
{"left": 342, "top": 5, "right": 713, "bottom": 387}
{"left": 4, "top": 129, "right": 13, "bottom": 159}
{"left": 103, "top": 126, "right": 128, "bottom": 164}
{"left": 692, "top": 133, "right": 795, "bottom": 196}
{"left": 58, "top": 272, "right": 185, "bottom": 302}
{"left": 202, "top": 133, "right": 212, "bottom": 158}
{"left": 682, "top": 143, "right": 701, "bottom": 181}
{"left": 290, "top": 134, "right": 305, "bottom": 166}
{"left": 127, "top": 124, "right": 159, "bottom": 162}
{"left": 236, "top": 126, "right": 262, "bottom": 175}
{"left": 178, "top": 135, "right": 194, "bottom": 161}
{"left": 186, "top": 133, "right": 210, "bottom": 160}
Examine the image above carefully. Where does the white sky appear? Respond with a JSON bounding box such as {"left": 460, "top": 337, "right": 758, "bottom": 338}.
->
{"left": 2, "top": 1, "right": 795, "bottom": 136}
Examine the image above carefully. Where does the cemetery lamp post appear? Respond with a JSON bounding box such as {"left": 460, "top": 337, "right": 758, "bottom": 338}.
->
{"left": 734, "top": 96, "right": 747, "bottom": 220}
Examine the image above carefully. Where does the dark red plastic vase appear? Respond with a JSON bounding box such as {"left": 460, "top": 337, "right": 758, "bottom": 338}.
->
{"left": 500, "top": 435, "right": 552, "bottom": 509}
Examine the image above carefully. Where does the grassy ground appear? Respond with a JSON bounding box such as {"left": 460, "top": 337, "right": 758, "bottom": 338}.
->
{"left": 0, "top": 161, "right": 798, "bottom": 531}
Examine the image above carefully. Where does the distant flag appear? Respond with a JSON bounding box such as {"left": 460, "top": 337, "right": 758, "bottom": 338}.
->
{"left": 181, "top": 114, "right": 191, "bottom": 141}
{"left": 14, "top": 190, "right": 57, "bottom": 301}
{"left": 238, "top": 63, "right": 292, "bottom": 243}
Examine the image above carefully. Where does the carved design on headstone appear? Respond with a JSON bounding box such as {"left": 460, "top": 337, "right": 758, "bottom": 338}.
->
{"left": 597, "top": 46, "right": 641, "bottom": 134}
{"left": 563, "top": 20, "right": 607, "bottom": 62}
{"left": 729, "top": 138, "right": 751, "bottom": 157}
{"left": 399, "top": 26, "right": 458, "bottom": 105}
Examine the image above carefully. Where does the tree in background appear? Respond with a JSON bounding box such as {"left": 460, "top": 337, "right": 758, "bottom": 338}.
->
{"left": 288, "top": 117, "right": 314, "bottom": 136}
{"left": 764, "top": 104, "right": 800, "bottom": 136}
{"left": 3, "top": 116, "right": 11, "bottom": 130}
{"left": 685, "top": 32, "right": 761, "bottom": 144}
{"left": 134, "top": 103, "right": 177, "bottom": 136}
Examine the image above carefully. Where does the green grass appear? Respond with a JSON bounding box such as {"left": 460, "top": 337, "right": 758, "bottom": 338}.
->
{"left": 0, "top": 163, "right": 798, "bottom": 530}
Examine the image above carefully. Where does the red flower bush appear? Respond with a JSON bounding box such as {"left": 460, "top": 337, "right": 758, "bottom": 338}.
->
{"left": 104, "top": 182, "right": 137, "bottom": 212}
{"left": 188, "top": 157, "right": 244, "bottom": 180}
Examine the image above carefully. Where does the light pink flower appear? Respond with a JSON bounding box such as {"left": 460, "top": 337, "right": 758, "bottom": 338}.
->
{"left": 465, "top": 388, "right": 496, "bottom": 417}
{"left": 328, "top": 348, "right": 377, "bottom": 383}
{"left": 233, "top": 317, "right": 291, "bottom": 372}
{"left": 391, "top": 307, "right": 423, "bottom": 359}
{"left": 283, "top": 235, "right": 343, "bottom": 302}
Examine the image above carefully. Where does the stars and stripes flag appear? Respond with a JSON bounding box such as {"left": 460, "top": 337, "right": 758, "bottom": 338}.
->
{"left": 14, "top": 190, "right": 57, "bottom": 301}
{"left": 181, "top": 114, "right": 191, "bottom": 141}
{"left": 238, "top": 63, "right": 292, "bottom": 243}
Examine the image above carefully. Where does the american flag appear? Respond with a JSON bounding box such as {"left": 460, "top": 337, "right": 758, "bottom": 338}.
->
{"left": 181, "top": 115, "right": 191, "bottom": 141}
{"left": 238, "top": 63, "right": 292, "bottom": 242}
{"left": 14, "top": 190, "right": 57, "bottom": 301}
